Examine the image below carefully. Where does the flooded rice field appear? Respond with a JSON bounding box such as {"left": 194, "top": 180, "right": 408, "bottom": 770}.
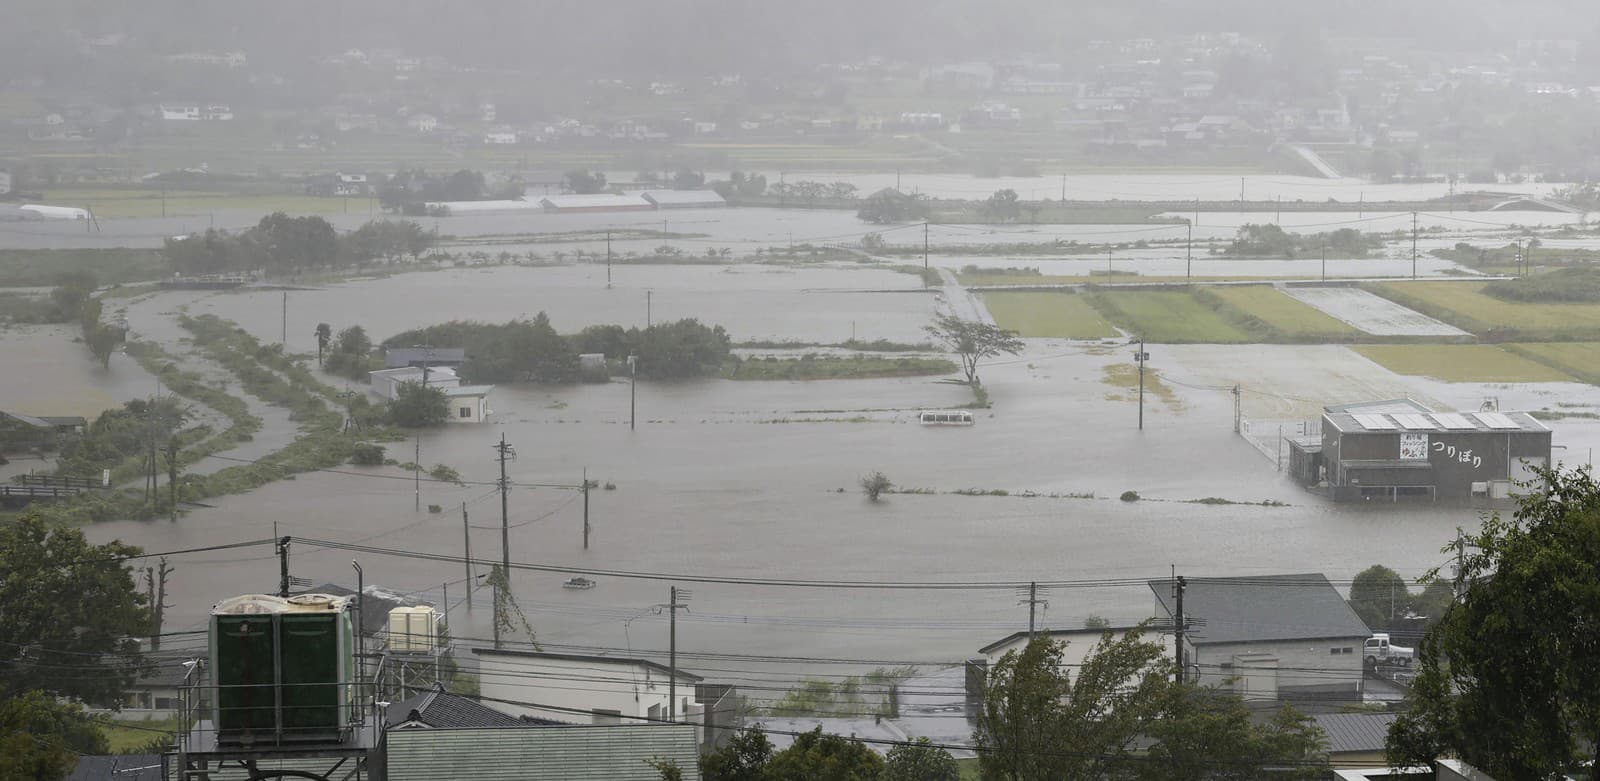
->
{"left": 8, "top": 198, "right": 1596, "bottom": 665}
{"left": 1281, "top": 288, "right": 1470, "bottom": 336}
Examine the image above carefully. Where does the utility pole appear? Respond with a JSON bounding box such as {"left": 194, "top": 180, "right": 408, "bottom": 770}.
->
{"left": 1186, "top": 223, "right": 1192, "bottom": 280}
{"left": 281, "top": 291, "right": 287, "bottom": 346}
{"left": 1135, "top": 340, "right": 1148, "bottom": 430}
{"left": 629, "top": 355, "right": 638, "bottom": 431}
{"left": 605, "top": 231, "right": 612, "bottom": 286}
{"left": 582, "top": 467, "right": 591, "bottom": 550}
{"left": 1515, "top": 239, "right": 1524, "bottom": 276}
{"left": 1232, "top": 384, "right": 1241, "bottom": 434}
{"left": 494, "top": 435, "right": 515, "bottom": 648}
{"left": 666, "top": 586, "right": 691, "bottom": 722}
{"left": 923, "top": 222, "right": 929, "bottom": 270}
{"left": 1060, "top": 173, "right": 1066, "bottom": 201}
{"left": 646, "top": 290, "right": 653, "bottom": 327}
{"left": 1275, "top": 195, "right": 1281, "bottom": 224}
{"left": 1411, "top": 212, "right": 1419, "bottom": 279}
{"left": 1239, "top": 177, "right": 1245, "bottom": 210}
{"left": 462, "top": 503, "right": 473, "bottom": 613}
{"left": 1107, "top": 244, "right": 1112, "bottom": 277}
{"left": 1193, "top": 198, "right": 1199, "bottom": 228}
{"left": 1019, "top": 582, "right": 1047, "bottom": 637}
{"left": 277, "top": 536, "right": 291, "bottom": 598}
{"left": 1174, "top": 575, "right": 1187, "bottom": 682}
{"left": 1321, "top": 240, "right": 1327, "bottom": 282}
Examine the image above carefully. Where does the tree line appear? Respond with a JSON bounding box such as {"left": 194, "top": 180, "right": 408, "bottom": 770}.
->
{"left": 162, "top": 214, "right": 437, "bottom": 276}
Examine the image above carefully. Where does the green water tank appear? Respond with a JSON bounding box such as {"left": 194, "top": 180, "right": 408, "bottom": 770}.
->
{"left": 210, "top": 593, "right": 354, "bottom": 745}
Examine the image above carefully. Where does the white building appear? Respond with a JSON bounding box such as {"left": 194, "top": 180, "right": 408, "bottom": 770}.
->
{"left": 369, "top": 366, "right": 460, "bottom": 400}
{"left": 159, "top": 104, "right": 233, "bottom": 121}
{"left": 407, "top": 113, "right": 438, "bottom": 133}
{"left": 1150, "top": 574, "right": 1370, "bottom": 702}
{"left": 474, "top": 648, "right": 705, "bottom": 727}
{"left": 444, "top": 385, "right": 493, "bottom": 423}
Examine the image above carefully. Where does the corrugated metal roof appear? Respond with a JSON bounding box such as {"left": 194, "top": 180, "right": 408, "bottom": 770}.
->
{"left": 386, "top": 725, "right": 701, "bottom": 781}
{"left": 539, "top": 193, "right": 653, "bottom": 210}
{"left": 639, "top": 189, "right": 726, "bottom": 206}
{"left": 1326, "top": 408, "right": 1547, "bottom": 434}
{"left": 445, "top": 385, "right": 495, "bottom": 396}
{"left": 68, "top": 755, "right": 164, "bottom": 781}
{"left": 1311, "top": 712, "right": 1398, "bottom": 754}
{"left": 1150, "top": 574, "right": 1370, "bottom": 645}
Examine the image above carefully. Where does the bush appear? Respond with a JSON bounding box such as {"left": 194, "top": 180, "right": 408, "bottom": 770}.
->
{"left": 350, "top": 443, "right": 385, "bottom": 466}
{"left": 861, "top": 471, "right": 893, "bottom": 502}
{"left": 1120, "top": 490, "right": 1141, "bottom": 502}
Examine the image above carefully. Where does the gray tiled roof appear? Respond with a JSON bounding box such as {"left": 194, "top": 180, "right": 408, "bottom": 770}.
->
{"left": 387, "top": 684, "right": 548, "bottom": 729}
{"left": 1311, "top": 712, "right": 1399, "bottom": 753}
{"left": 386, "top": 724, "right": 701, "bottom": 781}
{"left": 68, "top": 755, "right": 163, "bottom": 781}
{"left": 1149, "top": 574, "right": 1371, "bottom": 645}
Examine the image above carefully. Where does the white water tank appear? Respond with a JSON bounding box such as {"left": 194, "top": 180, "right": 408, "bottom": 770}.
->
{"left": 387, "top": 606, "right": 439, "bottom": 653}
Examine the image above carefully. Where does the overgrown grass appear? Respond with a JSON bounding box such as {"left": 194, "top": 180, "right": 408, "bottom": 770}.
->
{"left": 1502, "top": 343, "right": 1600, "bottom": 385}
{"left": 1371, "top": 281, "right": 1600, "bottom": 339}
{"left": 725, "top": 355, "right": 957, "bottom": 380}
{"left": 1085, "top": 290, "right": 1252, "bottom": 343}
{"left": 1199, "top": 286, "right": 1361, "bottom": 340}
{"left": 1101, "top": 363, "right": 1183, "bottom": 410}
{"left": 1484, "top": 267, "right": 1600, "bottom": 303}
{"left": 0, "top": 248, "right": 168, "bottom": 287}
{"left": 1351, "top": 344, "right": 1573, "bottom": 383}
{"left": 99, "top": 716, "right": 180, "bottom": 753}
{"left": 980, "top": 291, "right": 1119, "bottom": 339}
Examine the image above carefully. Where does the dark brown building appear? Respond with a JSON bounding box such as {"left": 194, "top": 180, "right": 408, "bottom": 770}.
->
{"left": 1291, "top": 399, "right": 1551, "bottom": 502}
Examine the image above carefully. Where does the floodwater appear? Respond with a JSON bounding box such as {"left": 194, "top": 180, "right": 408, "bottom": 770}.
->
{"left": 8, "top": 197, "right": 1589, "bottom": 672}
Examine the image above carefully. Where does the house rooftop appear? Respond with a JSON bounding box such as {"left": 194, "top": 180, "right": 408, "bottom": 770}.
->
{"left": 473, "top": 648, "right": 703, "bottom": 681}
{"left": 538, "top": 193, "right": 653, "bottom": 210}
{"left": 445, "top": 385, "right": 495, "bottom": 396}
{"left": 385, "top": 346, "right": 466, "bottom": 368}
{"left": 638, "top": 189, "right": 727, "bottom": 206}
{"left": 1149, "top": 573, "right": 1371, "bottom": 645}
{"left": 387, "top": 682, "right": 556, "bottom": 728}
{"left": 978, "top": 624, "right": 1149, "bottom": 655}
{"left": 1312, "top": 711, "right": 1399, "bottom": 754}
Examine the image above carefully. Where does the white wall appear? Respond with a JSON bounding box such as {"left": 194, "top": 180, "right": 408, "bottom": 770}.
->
{"left": 447, "top": 395, "right": 488, "bottom": 423}
{"left": 476, "top": 653, "right": 698, "bottom": 726}
{"left": 1192, "top": 638, "right": 1363, "bottom": 697}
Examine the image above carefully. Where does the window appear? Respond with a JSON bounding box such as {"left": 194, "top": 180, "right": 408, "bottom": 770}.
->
{"left": 459, "top": 406, "right": 472, "bottom": 418}
{"left": 1329, "top": 647, "right": 1353, "bottom": 655}
{"left": 592, "top": 709, "right": 623, "bottom": 725}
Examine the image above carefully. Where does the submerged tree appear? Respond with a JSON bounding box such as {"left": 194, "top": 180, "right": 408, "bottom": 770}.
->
{"left": 924, "top": 313, "right": 1023, "bottom": 386}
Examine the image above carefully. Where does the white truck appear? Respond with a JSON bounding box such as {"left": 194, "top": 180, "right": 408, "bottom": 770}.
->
{"left": 1364, "top": 633, "right": 1414, "bottom": 667}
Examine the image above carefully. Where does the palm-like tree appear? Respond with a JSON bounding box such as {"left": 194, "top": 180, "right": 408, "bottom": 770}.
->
{"left": 314, "top": 322, "right": 332, "bottom": 367}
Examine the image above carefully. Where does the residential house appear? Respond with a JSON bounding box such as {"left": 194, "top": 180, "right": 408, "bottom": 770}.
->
{"left": 369, "top": 366, "right": 461, "bottom": 400}
{"left": 384, "top": 724, "right": 702, "bottom": 781}
{"left": 444, "top": 386, "right": 493, "bottom": 423}
{"left": 1313, "top": 711, "right": 1399, "bottom": 769}
{"left": 1149, "top": 574, "right": 1370, "bottom": 702}
{"left": 473, "top": 648, "right": 705, "bottom": 728}
{"left": 0, "top": 411, "right": 84, "bottom": 452}
{"left": 159, "top": 104, "right": 232, "bottom": 121}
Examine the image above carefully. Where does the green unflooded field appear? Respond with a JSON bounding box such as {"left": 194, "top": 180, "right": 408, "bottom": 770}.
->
{"left": 1352, "top": 344, "right": 1574, "bottom": 383}
{"left": 1374, "top": 282, "right": 1600, "bottom": 337}
{"left": 1089, "top": 290, "right": 1252, "bottom": 343}
{"left": 725, "top": 355, "right": 958, "bottom": 380}
{"left": 44, "top": 188, "right": 353, "bottom": 219}
{"left": 980, "top": 291, "right": 1119, "bottom": 338}
{"left": 0, "top": 248, "right": 168, "bottom": 287}
{"left": 1205, "top": 286, "right": 1361, "bottom": 339}
{"left": 1503, "top": 343, "right": 1600, "bottom": 385}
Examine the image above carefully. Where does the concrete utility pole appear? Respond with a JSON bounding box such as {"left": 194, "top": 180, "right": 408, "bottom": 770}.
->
{"left": 1019, "top": 582, "right": 1047, "bottom": 637}
{"left": 629, "top": 355, "right": 638, "bottom": 431}
{"left": 1186, "top": 222, "right": 1192, "bottom": 280}
{"left": 605, "top": 231, "right": 612, "bottom": 286}
{"left": 277, "top": 536, "right": 291, "bottom": 598}
{"left": 1321, "top": 240, "right": 1327, "bottom": 282}
{"left": 494, "top": 435, "right": 516, "bottom": 648}
{"left": 646, "top": 290, "right": 653, "bottom": 327}
{"left": 666, "top": 586, "right": 691, "bottom": 722}
{"left": 462, "top": 503, "right": 473, "bottom": 613}
{"left": 923, "top": 222, "right": 929, "bottom": 270}
{"left": 1232, "top": 385, "right": 1241, "bottom": 434}
{"left": 414, "top": 437, "right": 421, "bottom": 512}
{"left": 1174, "top": 575, "right": 1187, "bottom": 682}
{"left": 1411, "top": 212, "right": 1419, "bottom": 279}
{"left": 281, "top": 291, "right": 288, "bottom": 346}
{"left": 582, "top": 467, "right": 591, "bottom": 550}
{"left": 1135, "top": 340, "right": 1149, "bottom": 430}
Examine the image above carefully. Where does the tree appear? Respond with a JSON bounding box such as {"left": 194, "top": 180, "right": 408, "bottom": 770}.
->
{"left": 860, "top": 471, "right": 893, "bottom": 502}
{"left": 1347, "top": 564, "right": 1408, "bottom": 630}
{"left": 87, "top": 323, "right": 124, "bottom": 368}
{"left": 765, "top": 726, "right": 884, "bottom": 781}
{"left": 982, "top": 189, "right": 1022, "bottom": 222}
{"left": 885, "top": 737, "right": 959, "bottom": 781}
{"left": 671, "top": 168, "right": 705, "bottom": 190}
{"left": 0, "top": 514, "right": 150, "bottom": 705}
{"left": 857, "top": 189, "right": 931, "bottom": 224}
{"left": 632, "top": 319, "right": 732, "bottom": 379}
{"left": 973, "top": 631, "right": 1171, "bottom": 780}
{"left": 564, "top": 169, "right": 608, "bottom": 194}
{"left": 1138, "top": 689, "right": 1328, "bottom": 780}
{"left": 1387, "top": 466, "right": 1600, "bottom": 779}
{"left": 0, "top": 691, "right": 109, "bottom": 780}
{"left": 924, "top": 313, "right": 1023, "bottom": 386}
{"left": 334, "top": 325, "right": 372, "bottom": 358}
{"left": 387, "top": 381, "right": 449, "bottom": 427}
{"left": 647, "top": 757, "right": 685, "bottom": 781}
{"left": 314, "top": 322, "right": 332, "bottom": 367}
{"left": 700, "top": 726, "right": 774, "bottom": 781}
